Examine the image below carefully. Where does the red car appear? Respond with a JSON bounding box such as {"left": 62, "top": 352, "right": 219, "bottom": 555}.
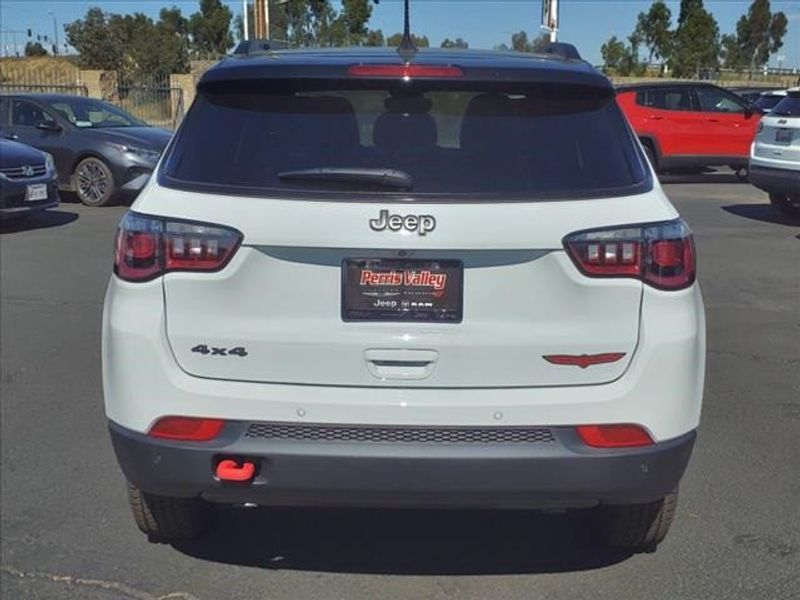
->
{"left": 616, "top": 83, "right": 761, "bottom": 177}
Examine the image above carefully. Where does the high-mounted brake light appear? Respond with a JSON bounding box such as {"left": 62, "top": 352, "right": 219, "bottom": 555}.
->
{"left": 149, "top": 416, "right": 226, "bottom": 441}
{"left": 564, "top": 219, "right": 696, "bottom": 291}
{"left": 114, "top": 212, "right": 242, "bottom": 282}
{"left": 348, "top": 64, "right": 463, "bottom": 79}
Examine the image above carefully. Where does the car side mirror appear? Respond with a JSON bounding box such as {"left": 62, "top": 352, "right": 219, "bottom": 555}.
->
{"left": 37, "top": 121, "right": 61, "bottom": 132}
{"left": 743, "top": 104, "right": 760, "bottom": 118}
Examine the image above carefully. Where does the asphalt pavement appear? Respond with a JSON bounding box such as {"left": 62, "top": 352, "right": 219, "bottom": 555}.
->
{"left": 1, "top": 176, "right": 799, "bottom": 600}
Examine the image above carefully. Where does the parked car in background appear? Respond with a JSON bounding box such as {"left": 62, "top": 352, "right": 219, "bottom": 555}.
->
{"left": 0, "top": 94, "right": 171, "bottom": 207}
{"left": 754, "top": 89, "right": 788, "bottom": 114}
{"left": 749, "top": 89, "right": 800, "bottom": 216}
{"left": 0, "top": 138, "right": 59, "bottom": 219}
{"left": 729, "top": 86, "right": 780, "bottom": 105}
{"left": 617, "top": 82, "right": 761, "bottom": 177}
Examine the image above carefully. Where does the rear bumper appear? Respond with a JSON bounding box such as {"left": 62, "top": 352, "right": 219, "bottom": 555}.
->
{"left": 109, "top": 420, "right": 695, "bottom": 509}
{"left": 748, "top": 165, "right": 800, "bottom": 196}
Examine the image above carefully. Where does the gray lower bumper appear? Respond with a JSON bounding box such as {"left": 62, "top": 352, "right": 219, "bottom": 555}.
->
{"left": 109, "top": 421, "right": 695, "bottom": 509}
{"left": 749, "top": 166, "right": 800, "bottom": 196}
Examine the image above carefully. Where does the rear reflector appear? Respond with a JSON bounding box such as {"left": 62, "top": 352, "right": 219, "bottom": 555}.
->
{"left": 114, "top": 212, "right": 242, "bottom": 282}
{"left": 348, "top": 64, "right": 463, "bottom": 79}
{"left": 564, "top": 219, "right": 696, "bottom": 291}
{"left": 576, "top": 424, "right": 654, "bottom": 448}
{"left": 149, "top": 417, "right": 225, "bottom": 441}
{"left": 543, "top": 353, "right": 626, "bottom": 369}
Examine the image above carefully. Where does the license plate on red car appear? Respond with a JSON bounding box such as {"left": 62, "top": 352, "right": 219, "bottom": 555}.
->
{"left": 342, "top": 259, "right": 463, "bottom": 323}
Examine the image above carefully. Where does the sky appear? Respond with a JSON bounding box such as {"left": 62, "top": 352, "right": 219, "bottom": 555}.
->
{"left": 1, "top": 0, "right": 798, "bottom": 68}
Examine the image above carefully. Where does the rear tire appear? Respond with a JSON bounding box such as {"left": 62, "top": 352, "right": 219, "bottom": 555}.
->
{"left": 599, "top": 489, "right": 678, "bottom": 553}
{"left": 127, "top": 482, "right": 206, "bottom": 543}
{"left": 735, "top": 167, "right": 748, "bottom": 182}
{"left": 769, "top": 193, "right": 800, "bottom": 217}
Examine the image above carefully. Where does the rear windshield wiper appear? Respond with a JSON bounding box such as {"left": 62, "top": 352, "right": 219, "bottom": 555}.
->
{"left": 277, "top": 168, "right": 413, "bottom": 190}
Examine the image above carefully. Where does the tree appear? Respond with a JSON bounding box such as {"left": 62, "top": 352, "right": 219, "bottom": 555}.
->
{"left": 65, "top": 8, "right": 126, "bottom": 70}
{"left": 387, "top": 33, "right": 429, "bottom": 48}
{"left": 678, "top": 0, "right": 704, "bottom": 27}
{"left": 65, "top": 6, "right": 190, "bottom": 77}
{"left": 634, "top": 1, "right": 672, "bottom": 64}
{"left": 722, "top": 0, "right": 787, "bottom": 69}
{"left": 670, "top": 3, "right": 720, "bottom": 77}
{"left": 601, "top": 36, "right": 628, "bottom": 72}
{"left": 364, "top": 29, "right": 385, "bottom": 47}
{"left": 500, "top": 31, "right": 549, "bottom": 53}
{"left": 188, "top": 0, "right": 233, "bottom": 56}
{"left": 441, "top": 37, "right": 468, "bottom": 49}
{"left": 24, "top": 41, "right": 49, "bottom": 57}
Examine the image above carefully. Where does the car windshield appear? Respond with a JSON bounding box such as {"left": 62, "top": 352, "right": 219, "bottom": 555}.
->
{"left": 770, "top": 95, "right": 800, "bottom": 117}
{"left": 161, "top": 79, "right": 649, "bottom": 200}
{"left": 48, "top": 97, "right": 146, "bottom": 129}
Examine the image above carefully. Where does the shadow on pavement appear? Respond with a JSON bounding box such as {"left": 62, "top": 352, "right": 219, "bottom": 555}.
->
{"left": 0, "top": 209, "right": 78, "bottom": 234}
{"left": 659, "top": 170, "right": 742, "bottom": 185}
{"left": 174, "top": 506, "right": 631, "bottom": 575}
{"left": 722, "top": 204, "right": 800, "bottom": 227}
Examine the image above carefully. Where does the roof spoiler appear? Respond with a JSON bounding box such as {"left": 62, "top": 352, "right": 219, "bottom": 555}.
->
{"left": 232, "top": 39, "right": 289, "bottom": 56}
{"left": 542, "top": 42, "right": 582, "bottom": 61}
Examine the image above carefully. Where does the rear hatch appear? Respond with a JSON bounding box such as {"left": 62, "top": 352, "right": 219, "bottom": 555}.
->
{"left": 754, "top": 93, "right": 800, "bottom": 165}
{"left": 148, "top": 56, "right": 670, "bottom": 388}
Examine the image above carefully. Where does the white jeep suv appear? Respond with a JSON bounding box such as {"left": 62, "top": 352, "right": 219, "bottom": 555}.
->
{"left": 103, "top": 46, "right": 705, "bottom": 553}
{"left": 750, "top": 89, "right": 800, "bottom": 216}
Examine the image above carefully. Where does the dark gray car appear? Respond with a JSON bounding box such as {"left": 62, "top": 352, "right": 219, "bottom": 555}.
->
{"left": 0, "top": 94, "right": 172, "bottom": 206}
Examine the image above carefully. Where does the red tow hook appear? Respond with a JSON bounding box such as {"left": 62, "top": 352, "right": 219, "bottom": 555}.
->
{"left": 216, "top": 459, "right": 256, "bottom": 482}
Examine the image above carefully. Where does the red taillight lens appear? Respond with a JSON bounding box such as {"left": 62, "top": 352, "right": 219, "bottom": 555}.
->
{"left": 576, "top": 424, "right": 654, "bottom": 448}
{"left": 114, "top": 212, "right": 242, "bottom": 282}
{"left": 564, "top": 219, "right": 696, "bottom": 290}
{"left": 348, "top": 64, "right": 463, "bottom": 79}
{"left": 149, "top": 416, "right": 226, "bottom": 441}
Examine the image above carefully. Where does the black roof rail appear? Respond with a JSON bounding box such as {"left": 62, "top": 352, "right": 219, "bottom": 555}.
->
{"left": 542, "top": 42, "right": 582, "bottom": 61}
{"left": 232, "top": 39, "right": 289, "bottom": 56}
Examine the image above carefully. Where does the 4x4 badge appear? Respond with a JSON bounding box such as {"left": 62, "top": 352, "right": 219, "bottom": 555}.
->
{"left": 369, "top": 209, "right": 436, "bottom": 236}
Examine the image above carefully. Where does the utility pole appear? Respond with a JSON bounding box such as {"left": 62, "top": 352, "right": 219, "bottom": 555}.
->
{"left": 541, "top": 0, "right": 559, "bottom": 43}
{"left": 47, "top": 11, "right": 58, "bottom": 55}
{"left": 253, "top": 0, "right": 267, "bottom": 39}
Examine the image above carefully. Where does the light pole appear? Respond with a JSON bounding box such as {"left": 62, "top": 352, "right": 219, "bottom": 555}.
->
{"left": 541, "top": 0, "right": 559, "bottom": 43}
{"left": 243, "top": 0, "right": 249, "bottom": 41}
{"left": 47, "top": 11, "right": 58, "bottom": 55}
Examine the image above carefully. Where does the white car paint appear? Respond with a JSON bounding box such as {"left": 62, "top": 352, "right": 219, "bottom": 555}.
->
{"left": 103, "top": 173, "right": 705, "bottom": 443}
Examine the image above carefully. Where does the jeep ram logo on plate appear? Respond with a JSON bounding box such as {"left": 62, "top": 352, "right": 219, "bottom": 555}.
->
{"left": 369, "top": 210, "right": 436, "bottom": 236}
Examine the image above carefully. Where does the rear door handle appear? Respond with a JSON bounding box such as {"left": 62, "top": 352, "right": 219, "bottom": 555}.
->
{"left": 364, "top": 349, "right": 438, "bottom": 381}
{"left": 4, "top": 133, "right": 19, "bottom": 140}
{"left": 647, "top": 115, "right": 664, "bottom": 120}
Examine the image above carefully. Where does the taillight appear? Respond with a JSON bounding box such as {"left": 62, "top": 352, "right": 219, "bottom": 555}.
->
{"left": 576, "top": 424, "right": 654, "bottom": 448}
{"left": 114, "top": 212, "right": 242, "bottom": 282}
{"left": 564, "top": 219, "right": 696, "bottom": 291}
{"left": 149, "top": 416, "right": 226, "bottom": 441}
{"left": 348, "top": 64, "right": 463, "bottom": 79}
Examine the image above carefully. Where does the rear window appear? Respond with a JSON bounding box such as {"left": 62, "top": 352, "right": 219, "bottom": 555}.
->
{"left": 770, "top": 95, "right": 800, "bottom": 117}
{"left": 755, "top": 95, "right": 784, "bottom": 111}
{"left": 161, "top": 80, "right": 649, "bottom": 200}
